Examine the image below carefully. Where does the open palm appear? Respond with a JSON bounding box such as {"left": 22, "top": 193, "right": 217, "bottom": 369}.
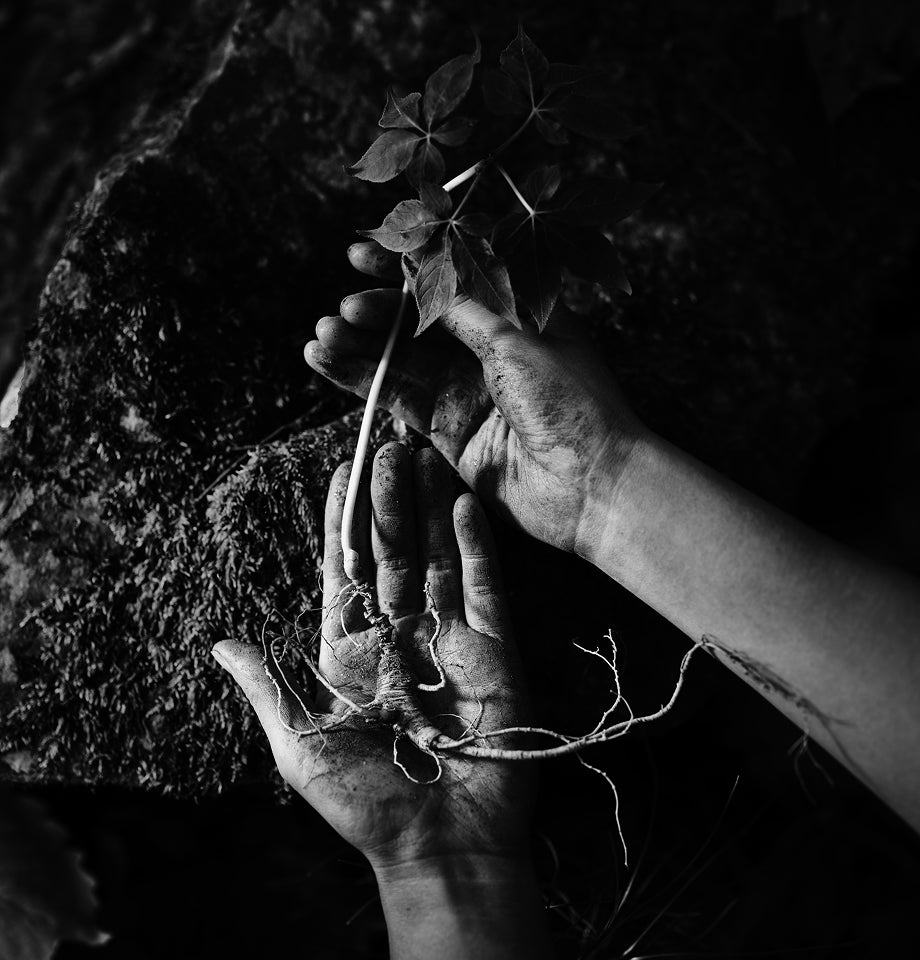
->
{"left": 214, "top": 444, "right": 534, "bottom": 870}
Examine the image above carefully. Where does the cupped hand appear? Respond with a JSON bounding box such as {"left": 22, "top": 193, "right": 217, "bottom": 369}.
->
{"left": 304, "top": 241, "right": 646, "bottom": 562}
{"left": 213, "top": 444, "right": 534, "bottom": 871}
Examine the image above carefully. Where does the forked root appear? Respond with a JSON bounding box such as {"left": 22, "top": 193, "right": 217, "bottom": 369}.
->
{"left": 259, "top": 580, "right": 701, "bottom": 865}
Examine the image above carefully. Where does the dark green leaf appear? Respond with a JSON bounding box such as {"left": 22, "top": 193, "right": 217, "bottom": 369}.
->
{"left": 431, "top": 116, "right": 475, "bottom": 146}
{"left": 405, "top": 140, "right": 445, "bottom": 188}
{"left": 357, "top": 200, "right": 441, "bottom": 253}
{"left": 549, "top": 94, "right": 637, "bottom": 141}
{"left": 500, "top": 26, "right": 549, "bottom": 96}
{"left": 492, "top": 210, "right": 530, "bottom": 250}
{"left": 379, "top": 88, "right": 423, "bottom": 130}
{"left": 454, "top": 212, "right": 493, "bottom": 237}
{"left": 452, "top": 231, "right": 520, "bottom": 328}
{"left": 482, "top": 68, "right": 529, "bottom": 116}
{"left": 507, "top": 226, "right": 561, "bottom": 331}
{"left": 347, "top": 129, "right": 422, "bottom": 182}
{"left": 551, "top": 224, "right": 632, "bottom": 295}
{"left": 414, "top": 232, "right": 457, "bottom": 335}
{"left": 544, "top": 62, "right": 598, "bottom": 93}
{"left": 422, "top": 37, "right": 481, "bottom": 125}
{"left": 419, "top": 182, "right": 452, "bottom": 217}
{"left": 522, "top": 164, "right": 561, "bottom": 208}
{"left": 535, "top": 113, "right": 568, "bottom": 144}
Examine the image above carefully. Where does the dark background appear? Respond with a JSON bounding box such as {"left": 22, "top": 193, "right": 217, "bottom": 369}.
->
{"left": 2, "top": 0, "right": 920, "bottom": 956}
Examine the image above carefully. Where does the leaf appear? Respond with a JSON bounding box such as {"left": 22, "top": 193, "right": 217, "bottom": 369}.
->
{"left": 507, "top": 225, "right": 561, "bottom": 331}
{"left": 431, "top": 116, "right": 475, "bottom": 146}
{"left": 453, "top": 212, "right": 493, "bottom": 237}
{"left": 482, "top": 68, "right": 529, "bottom": 116}
{"left": 499, "top": 25, "right": 549, "bottom": 97}
{"left": 549, "top": 94, "right": 637, "bottom": 141}
{"left": 552, "top": 224, "right": 632, "bottom": 295}
{"left": 347, "top": 129, "right": 422, "bottom": 182}
{"left": 414, "top": 232, "right": 457, "bottom": 335}
{"left": 379, "top": 88, "right": 423, "bottom": 130}
{"left": 522, "top": 164, "right": 562, "bottom": 208}
{"left": 555, "top": 178, "right": 662, "bottom": 226}
{"left": 535, "top": 113, "right": 568, "bottom": 144}
{"left": 544, "top": 62, "right": 599, "bottom": 94}
{"left": 422, "top": 36, "right": 482, "bottom": 126}
{"left": 0, "top": 790, "right": 109, "bottom": 960}
{"left": 452, "top": 231, "right": 520, "bottom": 329}
{"left": 419, "top": 182, "right": 452, "bottom": 217}
{"left": 357, "top": 200, "right": 441, "bottom": 253}
{"left": 405, "top": 140, "right": 445, "bottom": 188}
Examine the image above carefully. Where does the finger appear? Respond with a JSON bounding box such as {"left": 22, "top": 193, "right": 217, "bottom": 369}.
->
{"left": 340, "top": 288, "right": 412, "bottom": 332}
{"left": 212, "top": 639, "right": 316, "bottom": 775}
{"left": 316, "top": 314, "right": 388, "bottom": 357}
{"left": 321, "top": 463, "right": 370, "bottom": 646}
{"left": 413, "top": 447, "right": 462, "bottom": 612}
{"left": 348, "top": 241, "right": 403, "bottom": 281}
{"left": 304, "top": 342, "right": 436, "bottom": 437}
{"left": 453, "top": 494, "right": 512, "bottom": 639}
{"left": 372, "top": 442, "right": 420, "bottom": 619}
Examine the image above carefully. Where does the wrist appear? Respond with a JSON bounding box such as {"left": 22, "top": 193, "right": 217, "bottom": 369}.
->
{"left": 372, "top": 854, "right": 553, "bottom": 960}
{"left": 575, "top": 421, "right": 658, "bottom": 571}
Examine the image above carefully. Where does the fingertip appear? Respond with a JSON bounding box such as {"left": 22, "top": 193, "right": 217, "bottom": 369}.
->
{"left": 453, "top": 493, "right": 492, "bottom": 553}
{"left": 348, "top": 241, "right": 403, "bottom": 280}
{"left": 304, "top": 339, "right": 330, "bottom": 370}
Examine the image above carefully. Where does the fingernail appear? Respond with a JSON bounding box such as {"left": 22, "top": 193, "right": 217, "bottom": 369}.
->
{"left": 211, "top": 646, "right": 230, "bottom": 671}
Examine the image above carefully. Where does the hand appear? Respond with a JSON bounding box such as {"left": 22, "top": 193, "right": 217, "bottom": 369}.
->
{"left": 212, "top": 444, "right": 533, "bottom": 872}
{"left": 304, "top": 241, "right": 648, "bottom": 564}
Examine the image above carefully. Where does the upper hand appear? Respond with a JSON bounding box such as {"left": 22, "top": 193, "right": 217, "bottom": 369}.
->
{"left": 304, "top": 241, "right": 646, "bottom": 562}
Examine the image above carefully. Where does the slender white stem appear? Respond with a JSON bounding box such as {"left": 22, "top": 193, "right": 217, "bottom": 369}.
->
{"left": 340, "top": 158, "right": 486, "bottom": 580}
{"left": 442, "top": 159, "right": 485, "bottom": 192}
{"left": 341, "top": 280, "right": 409, "bottom": 581}
{"left": 497, "top": 163, "right": 534, "bottom": 216}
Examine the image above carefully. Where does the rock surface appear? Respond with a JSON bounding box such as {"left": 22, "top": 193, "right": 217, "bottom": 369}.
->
{"left": 1, "top": 0, "right": 918, "bottom": 795}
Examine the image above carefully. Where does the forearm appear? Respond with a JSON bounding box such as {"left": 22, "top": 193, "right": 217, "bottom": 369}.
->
{"left": 583, "top": 432, "right": 920, "bottom": 830}
{"left": 373, "top": 855, "right": 552, "bottom": 960}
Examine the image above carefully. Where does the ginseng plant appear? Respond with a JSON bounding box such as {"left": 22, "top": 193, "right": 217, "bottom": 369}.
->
{"left": 269, "top": 28, "right": 699, "bottom": 854}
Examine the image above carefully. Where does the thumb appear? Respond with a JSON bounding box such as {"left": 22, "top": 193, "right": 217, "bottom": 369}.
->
{"left": 439, "top": 296, "right": 529, "bottom": 362}
{"left": 212, "top": 639, "right": 315, "bottom": 749}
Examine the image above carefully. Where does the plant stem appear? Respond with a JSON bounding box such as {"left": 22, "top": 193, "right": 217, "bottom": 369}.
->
{"left": 340, "top": 159, "right": 487, "bottom": 580}
{"left": 496, "top": 163, "right": 534, "bottom": 216}
{"left": 341, "top": 279, "right": 409, "bottom": 581}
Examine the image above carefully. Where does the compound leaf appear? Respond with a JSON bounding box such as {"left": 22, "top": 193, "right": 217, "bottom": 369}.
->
{"left": 414, "top": 232, "right": 457, "bottom": 335}
{"left": 358, "top": 200, "right": 441, "bottom": 253}
{"left": 423, "top": 37, "right": 482, "bottom": 126}
{"left": 452, "top": 231, "right": 520, "bottom": 328}
{"left": 347, "top": 129, "right": 421, "bottom": 182}
{"left": 482, "top": 68, "right": 529, "bottom": 115}
{"left": 379, "top": 89, "right": 423, "bottom": 130}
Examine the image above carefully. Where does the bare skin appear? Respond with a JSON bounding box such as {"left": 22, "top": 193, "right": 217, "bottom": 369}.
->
{"left": 304, "top": 240, "right": 920, "bottom": 835}
{"left": 214, "top": 445, "right": 551, "bottom": 960}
